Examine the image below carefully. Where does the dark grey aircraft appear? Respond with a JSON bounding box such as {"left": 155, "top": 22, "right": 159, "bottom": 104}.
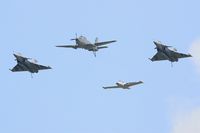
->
{"left": 10, "top": 53, "right": 51, "bottom": 76}
{"left": 149, "top": 41, "right": 192, "bottom": 64}
{"left": 56, "top": 34, "right": 116, "bottom": 57}
{"left": 103, "top": 81, "right": 143, "bottom": 89}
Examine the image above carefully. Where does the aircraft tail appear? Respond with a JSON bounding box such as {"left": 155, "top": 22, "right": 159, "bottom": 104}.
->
{"left": 95, "top": 37, "right": 98, "bottom": 44}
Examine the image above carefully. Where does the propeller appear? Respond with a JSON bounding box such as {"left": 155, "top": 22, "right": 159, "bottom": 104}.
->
{"left": 70, "top": 33, "right": 78, "bottom": 41}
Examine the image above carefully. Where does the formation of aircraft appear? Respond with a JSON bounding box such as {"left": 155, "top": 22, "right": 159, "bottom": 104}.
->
{"left": 103, "top": 81, "right": 143, "bottom": 89}
{"left": 10, "top": 53, "right": 51, "bottom": 77}
{"left": 6, "top": 35, "right": 193, "bottom": 89}
{"left": 149, "top": 41, "right": 192, "bottom": 65}
{"left": 56, "top": 34, "right": 116, "bottom": 57}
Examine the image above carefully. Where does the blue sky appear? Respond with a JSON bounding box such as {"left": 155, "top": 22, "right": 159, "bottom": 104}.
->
{"left": 0, "top": 0, "right": 200, "bottom": 133}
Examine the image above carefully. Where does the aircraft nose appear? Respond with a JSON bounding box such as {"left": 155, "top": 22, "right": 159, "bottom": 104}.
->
{"left": 153, "top": 41, "right": 158, "bottom": 49}
{"left": 153, "top": 41, "right": 158, "bottom": 45}
{"left": 13, "top": 53, "right": 18, "bottom": 58}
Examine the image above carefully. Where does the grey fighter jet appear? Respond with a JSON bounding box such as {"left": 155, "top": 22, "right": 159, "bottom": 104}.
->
{"left": 149, "top": 41, "right": 192, "bottom": 64}
{"left": 56, "top": 34, "right": 116, "bottom": 57}
{"left": 103, "top": 81, "right": 143, "bottom": 89}
{"left": 10, "top": 53, "right": 51, "bottom": 76}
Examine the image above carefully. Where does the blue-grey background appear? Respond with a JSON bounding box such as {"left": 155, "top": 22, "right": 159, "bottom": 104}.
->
{"left": 0, "top": 0, "right": 199, "bottom": 133}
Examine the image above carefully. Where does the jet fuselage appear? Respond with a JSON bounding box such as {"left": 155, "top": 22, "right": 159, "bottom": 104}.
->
{"left": 153, "top": 41, "right": 178, "bottom": 62}
{"left": 14, "top": 54, "right": 39, "bottom": 73}
{"left": 116, "top": 81, "right": 129, "bottom": 89}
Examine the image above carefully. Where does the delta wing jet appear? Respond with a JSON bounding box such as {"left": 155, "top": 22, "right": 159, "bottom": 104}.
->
{"left": 56, "top": 34, "right": 116, "bottom": 57}
{"left": 103, "top": 81, "right": 143, "bottom": 89}
{"left": 149, "top": 41, "right": 192, "bottom": 65}
{"left": 10, "top": 53, "right": 51, "bottom": 76}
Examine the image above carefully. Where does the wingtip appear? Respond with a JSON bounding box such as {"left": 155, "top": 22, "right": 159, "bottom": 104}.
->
{"left": 55, "top": 45, "right": 65, "bottom": 47}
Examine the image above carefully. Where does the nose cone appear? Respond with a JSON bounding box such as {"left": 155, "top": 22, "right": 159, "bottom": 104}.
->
{"left": 13, "top": 53, "right": 20, "bottom": 58}
{"left": 13, "top": 53, "right": 17, "bottom": 58}
{"left": 13, "top": 53, "right": 22, "bottom": 60}
{"left": 13, "top": 53, "right": 24, "bottom": 58}
{"left": 153, "top": 41, "right": 159, "bottom": 46}
{"left": 153, "top": 41, "right": 163, "bottom": 50}
{"left": 153, "top": 41, "right": 159, "bottom": 49}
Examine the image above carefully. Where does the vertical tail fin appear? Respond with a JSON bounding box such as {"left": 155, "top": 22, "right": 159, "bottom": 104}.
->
{"left": 95, "top": 37, "right": 98, "bottom": 44}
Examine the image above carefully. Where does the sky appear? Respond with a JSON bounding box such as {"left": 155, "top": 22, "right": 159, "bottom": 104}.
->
{"left": 0, "top": 0, "right": 200, "bottom": 133}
